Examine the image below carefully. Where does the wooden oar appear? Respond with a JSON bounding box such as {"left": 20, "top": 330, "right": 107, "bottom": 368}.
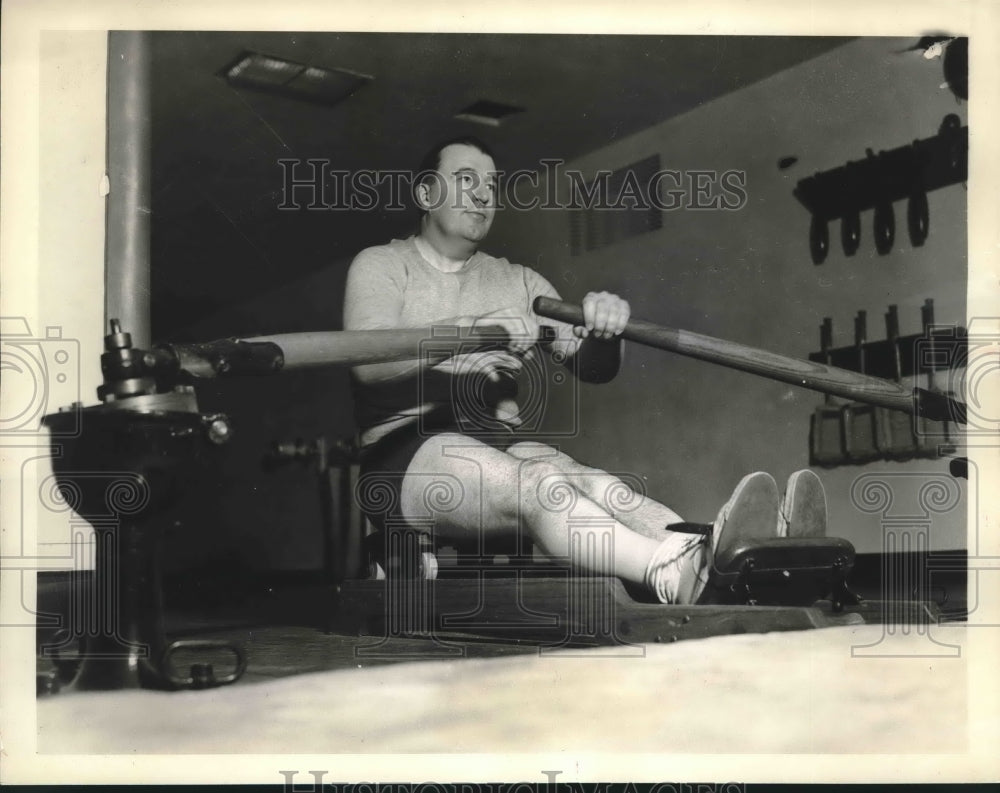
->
{"left": 533, "top": 296, "right": 966, "bottom": 424}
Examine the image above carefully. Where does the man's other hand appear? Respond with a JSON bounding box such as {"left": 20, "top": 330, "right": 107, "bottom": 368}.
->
{"left": 475, "top": 307, "right": 540, "bottom": 354}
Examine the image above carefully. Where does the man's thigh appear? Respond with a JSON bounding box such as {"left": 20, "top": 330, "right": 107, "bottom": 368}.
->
{"left": 400, "top": 432, "right": 523, "bottom": 540}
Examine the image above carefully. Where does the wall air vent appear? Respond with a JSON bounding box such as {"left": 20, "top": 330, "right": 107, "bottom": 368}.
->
{"left": 570, "top": 154, "right": 663, "bottom": 255}
{"left": 222, "top": 51, "right": 372, "bottom": 107}
{"left": 454, "top": 100, "right": 524, "bottom": 127}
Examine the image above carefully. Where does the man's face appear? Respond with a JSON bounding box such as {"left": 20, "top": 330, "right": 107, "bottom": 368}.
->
{"left": 420, "top": 143, "right": 498, "bottom": 244}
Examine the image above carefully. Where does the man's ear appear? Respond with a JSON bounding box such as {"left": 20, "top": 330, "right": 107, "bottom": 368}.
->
{"left": 416, "top": 179, "right": 432, "bottom": 209}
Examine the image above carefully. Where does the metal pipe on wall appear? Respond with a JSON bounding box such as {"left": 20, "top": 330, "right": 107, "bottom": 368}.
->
{"left": 105, "top": 31, "right": 152, "bottom": 348}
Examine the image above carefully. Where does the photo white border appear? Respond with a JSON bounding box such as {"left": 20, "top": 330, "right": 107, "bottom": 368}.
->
{"left": 2, "top": 0, "right": 998, "bottom": 785}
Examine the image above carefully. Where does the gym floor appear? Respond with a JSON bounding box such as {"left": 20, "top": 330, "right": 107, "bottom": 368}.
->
{"left": 34, "top": 570, "right": 971, "bottom": 756}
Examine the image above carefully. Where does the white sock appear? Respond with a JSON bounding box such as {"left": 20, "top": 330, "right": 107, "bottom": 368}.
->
{"left": 643, "top": 531, "right": 709, "bottom": 604}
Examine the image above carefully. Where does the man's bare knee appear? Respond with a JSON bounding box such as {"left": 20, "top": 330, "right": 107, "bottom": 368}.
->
{"left": 515, "top": 457, "right": 577, "bottom": 519}
{"left": 515, "top": 457, "right": 612, "bottom": 561}
{"left": 508, "top": 441, "right": 590, "bottom": 472}
{"left": 506, "top": 441, "right": 557, "bottom": 461}
{"left": 510, "top": 442, "right": 607, "bottom": 481}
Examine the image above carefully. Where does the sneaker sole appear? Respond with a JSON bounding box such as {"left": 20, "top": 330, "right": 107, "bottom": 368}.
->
{"left": 712, "top": 471, "right": 780, "bottom": 572}
{"left": 781, "top": 469, "right": 827, "bottom": 538}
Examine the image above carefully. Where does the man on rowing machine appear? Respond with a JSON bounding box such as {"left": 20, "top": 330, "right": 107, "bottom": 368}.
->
{"left": 344, "top": 136, "right": 826, "bottom": 604}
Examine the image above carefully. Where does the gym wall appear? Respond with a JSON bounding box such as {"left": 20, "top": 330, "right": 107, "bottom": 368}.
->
{"left": 488, "top": 36, "right": 968, "bottom": 554}
{"left": 151, "top": 36, "right": 968, "bottom": 574}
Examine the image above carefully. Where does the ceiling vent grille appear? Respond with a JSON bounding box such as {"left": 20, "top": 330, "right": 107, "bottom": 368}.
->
{"left": 454, "top": 99, "right": 524, "bottom": 127}
{"left": 222, "top": 51, "right": 372, "bottom": 106}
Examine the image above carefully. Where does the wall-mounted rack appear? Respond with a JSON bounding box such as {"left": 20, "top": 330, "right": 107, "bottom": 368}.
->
{"left": 808, "top": 299, "right": 966, "bottom": 467}
{"left": 795, "top": 115, "right": 967, "bottom": 263}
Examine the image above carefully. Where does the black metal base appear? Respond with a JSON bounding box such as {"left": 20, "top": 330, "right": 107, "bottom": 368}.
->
{"left": 40, "top": 405, "right": 246, "bottom": 693}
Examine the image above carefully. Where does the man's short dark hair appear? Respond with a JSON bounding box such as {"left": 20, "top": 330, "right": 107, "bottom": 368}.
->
{"left": 415, "top": 135, "right": 496, "bottom": 189}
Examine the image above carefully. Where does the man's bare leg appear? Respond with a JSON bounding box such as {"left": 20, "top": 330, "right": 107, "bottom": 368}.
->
{"left": 506, "top": 441, "right": 686, "bottom": 540}
{"left": 398, "top": 434, "right": 706, "bottom": 602}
